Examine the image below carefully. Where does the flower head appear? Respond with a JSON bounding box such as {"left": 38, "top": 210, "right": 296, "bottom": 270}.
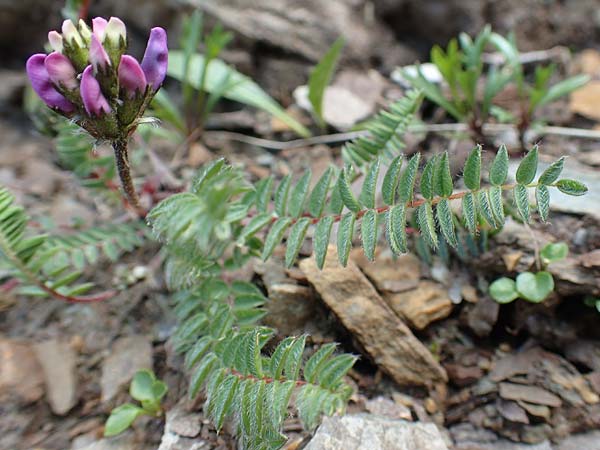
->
{"left": 28, "top": 17, "right": 166, "bottom": 139}
{"left": 141, "top": 27, "right": 168, "bottom": 90}
{"left": 81, "top": 65, "right": 111, "bottom": 116}
{"left": 26, "top": 54, "right": 75, "bottom": 113}
{"left": 45, "top": 52, "right": 78, "bottom": 90}
{"left": 118, "top": 55, "right": 147, "bottom": 98}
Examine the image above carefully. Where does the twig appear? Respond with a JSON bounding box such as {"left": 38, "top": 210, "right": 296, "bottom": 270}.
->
{"left": 202, "top": 123, "right": 600, "bottom": 152}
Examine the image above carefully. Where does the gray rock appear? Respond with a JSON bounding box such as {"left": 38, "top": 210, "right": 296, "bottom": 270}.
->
{"left": 34, "top": 338, "right": 78, "bottom": 415}
{"left": 101, "top": 335, "right": 153, "bottom": 402}
{"left": 303, "top": 414, "right": 449, "bottom": 450}
{"left": 454, "top": 440, "right": 553, "bottom": 450}
{"left": 157, "top": 405, "right": 210, "bottom": 450}
{"left": 183, "top": 0, "right": 413, "bottom": 68}
{"left": 72, "top": 432, "right": 141, "bottom": 450}
{"left": 556, "top": 431, "right": 600, "bottom": 450}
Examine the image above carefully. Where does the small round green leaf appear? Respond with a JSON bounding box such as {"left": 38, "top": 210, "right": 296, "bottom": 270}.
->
{"left": 540, "top": 242, "right": 568, "bottom": 264}
{"left": 516, "top": 271, "right": 554, "bottom": 303}
{"left": 489, "top": 277, "right": 518, "bottom": 304}
{"left": 104, "top": 404, "right": 144, "bottom": 437}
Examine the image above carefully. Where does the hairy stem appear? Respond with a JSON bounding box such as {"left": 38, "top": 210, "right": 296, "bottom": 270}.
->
{"left": 112, "top": 138, "right": 142, "bottom": 213}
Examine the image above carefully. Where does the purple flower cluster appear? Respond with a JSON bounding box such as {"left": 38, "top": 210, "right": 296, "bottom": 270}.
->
{"left": 26, "top": 17, "right": 168, "bottom": 139}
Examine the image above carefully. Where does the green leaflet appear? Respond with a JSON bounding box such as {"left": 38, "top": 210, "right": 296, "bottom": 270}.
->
{"left": 436, "top": 198, "right": 457, "bottom": 247}
{"left": 434, "top": 152, "right": 453, "bottom": 197}
{"left": 420, "top": 156, "right": 436, "bottom": 200}
{"left": 283, "top": 335, "right": 306, "bottom": 381}
{"left": 274, "top": 175, "right": 291, "bottom": 217}
{"left": 463, "top": 145, "right": 482, "bottom": 191}
{"left": 556, "top": 179, "right": 588, "bottom": 196}
{"left": 462, "top": 192, "right": 477, "bottom": 233}
{"left": 387, "top": 205, "right": 407, "bottom": 254}
{"left": 262, "top": 217, "right": 292, "bottom": 261}
{"left": 308, "top": 168, "right": 334, "bottom": 217}
{"left": 359, "top": 160, "right": 380, "bottom": 209}
{"left": 240, "top": 213, "right": 272, "bottom": 241}
{"left": 337, "top": 213, "right": 356, "bottom": 266}
{"left": 361, "top": 209, "right": 378, "bottom": 261}
{"left": 516, "top": 146, "right": 538, "bottom": 185}
{"left": 417, "top": 203, "right": 437, "bottom": 249}
{"left": 381, "top": 155, "right": 403, "bottom": 206}
{"left": 337, "top": 169, "right": 361, "bottom": 213}
{"left": 489, "top": 144, "right": 509, "bottom": 186}
{"left": 314, "top": 216, "right": 334, "bottom": 269}
{"left": 318, "top": 354, "right": 357, "bottom": 389}
{"left": 189, "top": 353, "right": 219, "bottom": 398}
{"left": 488, "top": 185, "right": 505, "bottom": 224}
{"left": 536, "top": 185, "right": 550, "bottom": 222}
{"left": 538, "top": 157, "right": 564, "bottom": 185}
{"left": 255, "top": 177, "right": 274, "bottom": 213}
{"left": 289, "top": 171, "right": 312, "bottom": 218}
{"left": 514, "top": 184, "right": 530, "bottom": 222}
{"left": 269, "top": 337, "right": 296, "bottom": 380}
{"left": 304, "top": 343, "right": 338, "bottom": 384}
{"left": 285, "top": 218, "right": 311, "bottom": 268}
{"left": 397, "top": 153, "right": 420, "bottom": 204}
{"left": 207, "top": 374, "right": 240, "bottom": 431}
{"left": 477, "top": 190, "right": 498, "bottom": 228}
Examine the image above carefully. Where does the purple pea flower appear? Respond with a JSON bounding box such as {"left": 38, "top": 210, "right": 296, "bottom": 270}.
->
{"left": 80, "top": 65, "right": 111, "bottom": 116}
{"left": 92, "top": 17, "right": 108, "bottom": 41}
{"left": 118, "top": 55, "right": 147, "bottom": 98}
{"left": 45, "top": 52, "right": 78, "bottom": 90}
{"left": 26, "top": 54, "right": 75, "bottom": 113}
{"left": 89, "top": 34, "right": 111, "bottom": 72}
{"left": 141, "top": 27, "right": 168, "bottom": 90}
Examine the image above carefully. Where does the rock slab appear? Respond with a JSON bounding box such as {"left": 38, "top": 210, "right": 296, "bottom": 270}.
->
{"left": 300, "top": 249, "right": 447, "bottom": 386}
{"left": 34, "top": 338, "right": 78, "bottom": 415}
{"left": 303, "top": 414, "right": 449, "bottom": 450}
{"left": 0, "top": 338, "right": 44, "bottom": 404}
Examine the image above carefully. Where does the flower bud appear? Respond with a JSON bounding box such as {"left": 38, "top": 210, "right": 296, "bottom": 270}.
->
{"left": 92, "top": 17, "right": 108, "bottom": 41}
{"left": 118, "top": 55, "right": 147, "bottom": 98}
{"left": 44, "top": 52, "right": 78, "bottom": 90}
{"left": 78, "top": 19, "right": 92, "bottom": 42}
{"left": 141, "top": 27, "right": 168, "bottom": 90}
{"left": 105, "top": 17, "right": 126, "bottom": 46}
{"left": 48, "top": 31, "right": 63, "bottom": 53}
{"left": 26, "top": 54, "right": 75, "bottom": 113}
{"left": 62, "top": 19, "right": 84, "bottom": 47}
{"left": 81, "top": 65, "right": 111, "bottom": 116}
{"left": 90, "top": 34, "right": 111, "bottom": 73}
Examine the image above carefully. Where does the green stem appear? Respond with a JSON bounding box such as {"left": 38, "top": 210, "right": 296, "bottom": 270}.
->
{"left": 112, "top": 138, "right": 142, "bottom": 212}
